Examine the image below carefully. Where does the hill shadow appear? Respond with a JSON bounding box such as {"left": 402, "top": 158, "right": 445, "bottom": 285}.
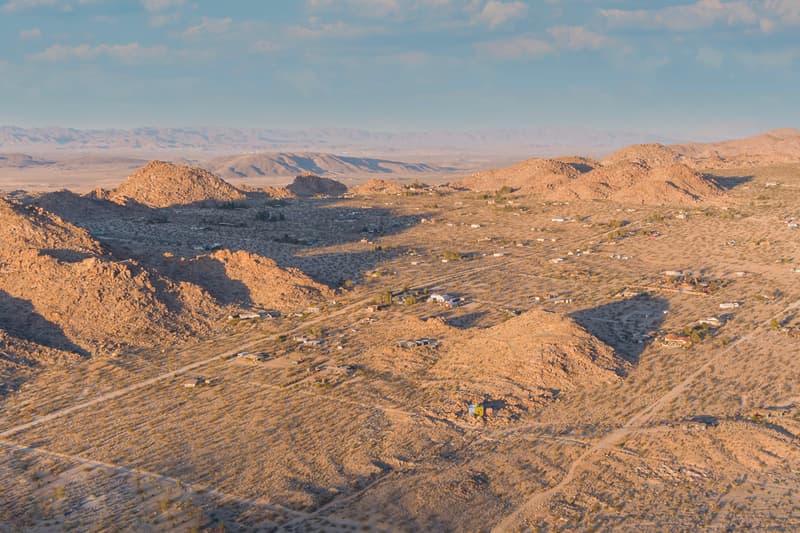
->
{"left": 709, "top": 174, "right": 753, "bottom": 190}
{"left": 568, "top": 294, "right": 668, "bottom": 364}
{"left": 154, "top": 254, "right": 254, "bottom": 307}
{"left": 0, "top": 290, "right": 88, "bottom": 356}
{"left": 25, "top": 191, "right": 433, "bottom": 293}
{"left": 39, "top": 249, "right": 93, "bottom": 263}
{"left": 564, "top": 162, "right": 595, "bottom": 173}
{"left": 445, "top": 311, "right": 489, "bottom": 329}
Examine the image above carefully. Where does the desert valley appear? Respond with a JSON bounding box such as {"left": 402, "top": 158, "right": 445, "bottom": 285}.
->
{"left": 1, "top": 126, "right": 800, "bottom": 531}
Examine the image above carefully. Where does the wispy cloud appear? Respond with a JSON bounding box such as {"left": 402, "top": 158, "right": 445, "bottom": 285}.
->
{"left": 762, "top": 0, "right": 800, "bottom": 27}
{"left": 182, "top": 17, "right": 233, "bottom": 38}
{"left": 148, "top": 12, "right": 179, "bottom": 27}
{"left": 600, "top": 0, "right": 758, "bottom": 31}
{"left": 140, "top": 0, "right": 183, "bottom": 12}
{"left": 3, "top": 0, "right": 59, "bottom": 12}
{"left": 474, "top": 35, "right": 553, "bottom": 60}
{"left": 286, "top": 20, "right": 385, "bottom": 40}
{"left": 307, "top": 0, "right": 402, "bottom": 18}
{"left": 140, "top": 0, "right": 185, "bottom": 27}
{"left": 19, "top": 27, "right": 42, "bottom": 39}
{"left": 477, "top": 1, "right": 527, "bottom": 29}
{"left": 30, "top": 42, "right": 170, "bottom": 63}
{"left": 547, "top": 25, "right": 614, "bottom": 50}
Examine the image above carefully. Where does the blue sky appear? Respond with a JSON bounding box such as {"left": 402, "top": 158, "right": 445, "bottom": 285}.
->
{"left": 1, "top": 0, "right": 798, "bottom": 138}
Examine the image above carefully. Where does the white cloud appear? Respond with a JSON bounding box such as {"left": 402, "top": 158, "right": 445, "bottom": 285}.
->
{"left": 19, "top": 27, "right": 42, "bottom": 39}
{"left": 3, "top": 0, "right": 101, "bottom": 11}
{"left": 477, "top": 1, "right": 527, "bottom": 29}
{"left": 762, "top": 0, "right": 800, "bottom": 27}
{"left": 148, "top": 12, "right": 179, "bottom": 27}
{"left": 547, "top": 25, "right": 614, "bottom": 50}
{"left": 600, "top": 0, "right": 758, "bottom": 31}
{"left": 182, "top": 17, "right": 233, "bottom": 38}
{"left": 30, "top": 42, "right": 169, "bottom": 63}
{"left": 2, "top": 0, "right": 58, "bottom": 12}
{"left": 306, "top": 0, "right": 472, "bottom": 24}
{"left": 286, "top": 20, "right": 384, "bottom": 40}
{"left": 475, "top": 35, "right": 553, "bottom": 60}
{"left": 140, "top": 0, "right": 183, "bottom": 12}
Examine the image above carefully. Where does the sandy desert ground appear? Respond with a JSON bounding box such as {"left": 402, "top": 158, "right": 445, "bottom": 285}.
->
{"left": 1, "top": 131, "right": 800, "bottom": 531}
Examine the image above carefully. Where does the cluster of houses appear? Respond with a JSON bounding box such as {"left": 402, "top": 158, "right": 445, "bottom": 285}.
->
{"left": 396, "top": 338, "right": 439, "bottom": 349}
{"left": 660, "top": 316, "right": 724, "bottom": 348}
{"left": 654, "top": 271, "right": 730, "bottom": 295}
{"left": 468, "top": 402, "right": 496, "bottom": 417}
{"left": 227, "top": 311, "right": 279, "bottom": 321}
{"left": 237, "top": 351, "right": 271, "bottom": 363}
{"left": 780, "top": 325, "right": 800, "bottom": 338}
{"left": 428, "top": 293, "right": 462, "bottom": 309}
{"left": 183, "top": 376, "right": 216, "bottom": 388}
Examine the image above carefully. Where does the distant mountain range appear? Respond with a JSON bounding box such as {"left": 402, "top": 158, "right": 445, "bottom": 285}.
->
{"left": 0, "top": 125, "right": 681, "bottom": 157}
{"left": 206, "top": 152, "right": 443, "bottom": 179}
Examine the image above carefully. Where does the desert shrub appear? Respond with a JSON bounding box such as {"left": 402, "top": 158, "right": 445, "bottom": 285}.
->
{"left": 217, "top": 200, "right": 248, "bottom": 209}
{"left": 607, "top": 219, "right": 626, "bottom": 229}
{"left": 442, "top": 251, "right": 463, "bottom": 261}
{"left": 254, "top": 209, "right": 285, "bottom": 222}
{"left": 146, "top": 212, "right": 169, "bottom": 224}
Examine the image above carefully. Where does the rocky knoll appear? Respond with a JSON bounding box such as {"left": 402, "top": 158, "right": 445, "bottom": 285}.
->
{"left": 110, "top": 160, "right": 245, "bottom": 207}
{"left": 286, "top": 174, "right": 348, "bottom": 197}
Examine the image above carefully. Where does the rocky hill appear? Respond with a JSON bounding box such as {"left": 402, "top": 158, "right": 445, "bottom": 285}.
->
{"left": 600, "top": 143, "right": 682, "bottom": 167}
{"left": 349, "top": 179, "right": 407, "bottom": 196}
{"left": 575, "top": 161, "right": 722, "bottom": 204}
{"left": 456, "top": 144, "right": 722, "bottom": 204}
{"left": 0, "top": 197, "right": 220, "bottom": 358}
{"left": 110, "top": 161, "right": 245, "bottom": 207}
{"left": 672, "top": 128, "right": 800, "bottom": 168}
{"left": 361, "top": 309, "right": 624, "bottom": 415}
{"left": 154, "top": 249, "right": 333, "bottom": 312}
{"left": 286, "top": 174, "right": 348, "bottom": 197}
{"left": 430, "top": 309, "right": 624, "bottom": 410}
{"left": 456, "top": 158, "right": 582, "bottom": 192}
{"left": 0, "top": 195, "right": 335, "bottom": 390}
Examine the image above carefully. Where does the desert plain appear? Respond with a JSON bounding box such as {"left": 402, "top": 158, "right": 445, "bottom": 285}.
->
{"left": 1, "top": 128, "right": 800, "bottom": 531}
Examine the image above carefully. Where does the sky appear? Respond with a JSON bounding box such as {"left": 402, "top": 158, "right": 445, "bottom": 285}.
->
{"left": 1, "top": 0, "right": 798, "bottom": 138}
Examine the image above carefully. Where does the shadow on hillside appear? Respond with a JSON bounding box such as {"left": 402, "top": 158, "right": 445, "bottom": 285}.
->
{"left": 569, "top": 294, "right": 668, "bottom": 365}
{"left": 0, "top": 290, "right": 88, "bottom": 356}
{"left": 155, "top": 254, "right": 254, "bottom": 307}
{"left": 39, "top": 249, "right": 94, "bottom": 263}
{"left": 565, "top": 162, "right": 595, "bottom": 173}
{"left": 445, "top": 311, "right": 489, "bottom": 329}
{"left": 710, "top": 174, "right": 753, "bottom": 190}
{"left": 28, "top": 190, "right": 433, "bottom": 289}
